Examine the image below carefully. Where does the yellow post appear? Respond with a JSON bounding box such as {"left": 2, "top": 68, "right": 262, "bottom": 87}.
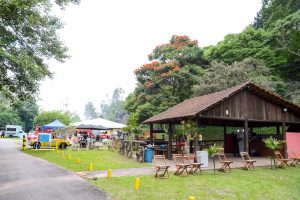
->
{"left": 188, "top": 197, "right": 195, "bottom": 200}
{"left": 56, "top": 140, "right": 58, "bottom": 150}
{"left": 68, "top": 154, "right": 72, "bottom": 160}
{"left": 22, "top": 135, "right": 26, "bottom": 151}
{"left": 134, "top": 178, "right": 140, "bottom": 191}
{"left": 89, "top": 162, "right": 93, "bottom": 171}
{"left": 107, "top": 169, "right": 112, "bottom": 178}
{"left": 76, "top": 157, "right": 80, "bottom": 164}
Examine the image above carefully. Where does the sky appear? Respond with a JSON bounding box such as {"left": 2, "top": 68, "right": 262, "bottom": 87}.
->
{"left": 38, "top": 0, "right": 262, "bottom": 119}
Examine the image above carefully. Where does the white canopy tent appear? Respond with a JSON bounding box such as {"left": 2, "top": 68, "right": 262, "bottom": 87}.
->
{"left": 71, "top": 118, "right": 126, "bottom": 130}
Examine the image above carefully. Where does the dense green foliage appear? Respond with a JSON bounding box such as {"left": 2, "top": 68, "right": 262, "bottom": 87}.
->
{"left": 0, "top": 0, "right": 79, "bottom": 102}
{"left": 0, "top": 95, "right": 38, "bottom": 131}
{"left": 34, "top": 110, "right": 72, "bottom": 126}
{"left": 15, "top": 100, "right": 39, "bottom": 132}
{"left": 192, "top": 58, "right": 285, "bottom": 96}
{"left": 126, "top": 35, "right": 206, "bottom": 124}
{"left": 125, "top": 0, "right": 300, "bottom": 127}
{"left": 100, "top": 88, "right": 127, "bottom": 123}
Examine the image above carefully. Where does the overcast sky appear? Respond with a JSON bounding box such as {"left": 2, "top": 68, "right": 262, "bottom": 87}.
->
{"left": 38, "top": 0, "right": 262, "bottom": 119}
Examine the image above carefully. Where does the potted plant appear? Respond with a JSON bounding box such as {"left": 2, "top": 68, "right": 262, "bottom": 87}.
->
{"left": 263, "top": 136, "right": 283, "bottom": 169}
{"left": 207, "top": 143, "right": 220, "bottom": 174}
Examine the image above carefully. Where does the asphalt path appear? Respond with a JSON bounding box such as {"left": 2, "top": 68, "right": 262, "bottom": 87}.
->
{"left": 0, "top": 139, "right": 109, "bottom": 200}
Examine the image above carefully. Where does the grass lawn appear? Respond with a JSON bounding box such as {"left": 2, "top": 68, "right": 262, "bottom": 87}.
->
{"left": 24, "top": 149, "right": 150, "bottom": 172}
{"left": 89, "top": 167, "right": 300, "bottom": 200}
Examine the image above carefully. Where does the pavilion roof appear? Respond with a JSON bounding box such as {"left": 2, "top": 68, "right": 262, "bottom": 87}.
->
{"left": 143, "top": 82, "right": 300, "bottom": 124}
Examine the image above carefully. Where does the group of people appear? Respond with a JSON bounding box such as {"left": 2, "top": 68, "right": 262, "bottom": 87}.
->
{"left": 231, "top": 129, "right": 257, "bottom": 157}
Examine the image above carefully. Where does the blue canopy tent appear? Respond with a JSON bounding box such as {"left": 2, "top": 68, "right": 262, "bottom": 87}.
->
{"left": 42, "top": 120, "right": 65, "bottom": 132}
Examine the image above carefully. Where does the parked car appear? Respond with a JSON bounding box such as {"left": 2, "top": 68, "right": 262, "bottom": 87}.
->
{"left": 30, "top": 133, "right": 70, "bottom": 149}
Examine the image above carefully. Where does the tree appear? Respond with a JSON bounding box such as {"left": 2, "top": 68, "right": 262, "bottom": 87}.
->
{"left": 0, "top": 0, "right": 79, "bottom": 102}
{"left": 192, "top": 58, "right": 286, "bottom": 97}
{"left": 100, "top": 88, "right": 128, "bottom": 123}
{"left": 34, "top": 110, "right": 72, "bottom": 126}
{"left": 15, "top": 100, "right": 39, "bottom": 132}
{"left": 0, "top": 107, "right": 21, "bottom": 128}
{"left": 204, "top": 2, "right": 300, "bottom": 103}
{"left": 84, "top": 102, "right": 98, "bottom": 120}
{"left": 204, "top": 26, "right": 286, "bottom": 69}
{"left": 253, "top": 0, "right": 300, "bottom": 29}
{"left": 126, "top": 35, "right": 206, "bottom": 124}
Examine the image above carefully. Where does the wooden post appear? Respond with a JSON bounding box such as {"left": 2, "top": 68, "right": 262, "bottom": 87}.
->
{"left": 223, "top": 125, "right": 227, "bottom": 153}
{"left": 150, "top": 123, "right": 154, "bottom": 145}
{"left": 244, "top": 120, "right": 249, "bottom": 153}
{"left": 282, "top": 110, "right": 287, "bottom": 156}
{"left": 194, "top": 120, "right": 199, "bottom": 152}
{"left": 243, "top": 90, "right": 249, "bottom": 153}
{"left": 276, "top": 125, "right": 280, "bottom": 135}
{"left": 168, "top": 123, "right": 172, "bottom": 160}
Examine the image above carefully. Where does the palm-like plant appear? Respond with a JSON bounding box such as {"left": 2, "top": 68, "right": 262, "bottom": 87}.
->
{"left": 207, "top": 143, "right": 220, "bottom": 174}
{"left": 263, "top": 137, "right": 282, "bottom": 169}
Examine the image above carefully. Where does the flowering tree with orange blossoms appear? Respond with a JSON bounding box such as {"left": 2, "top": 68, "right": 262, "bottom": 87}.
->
{"left": 125, "top": 35, "right": 207, "bottom": 124}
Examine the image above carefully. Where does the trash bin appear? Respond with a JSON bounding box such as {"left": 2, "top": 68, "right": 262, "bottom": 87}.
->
{"left": 144, "top": 147, "right": 154, "bottom": 163}
{"left": 196, "top": 151, "right": 208, "bottom": 167}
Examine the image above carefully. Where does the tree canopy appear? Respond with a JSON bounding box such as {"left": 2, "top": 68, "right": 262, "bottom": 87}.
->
{"left": 192, "top": 58, "right": 285, "bottom": 96}
{"left": 34, "top": 110, "right": 72, "bottom": 126}
{"left": 125, "top": 0, "right": 300, "bottom": 126}
{"left": 0, "top": 0, "right": 79, "bottom": 102}
{"left": 126, "top": 35, "right": 206, "bottom": 124}
{"left": 100, "top": 88, "right": 127, "bottom": 123}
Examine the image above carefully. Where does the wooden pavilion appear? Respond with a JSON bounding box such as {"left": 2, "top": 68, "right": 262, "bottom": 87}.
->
{"left": 143, "top": 82, "right": 300, "bottom": 160}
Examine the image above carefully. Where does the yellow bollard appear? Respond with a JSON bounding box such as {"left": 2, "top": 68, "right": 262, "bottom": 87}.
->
{"left": 89, "top": 162, "right": 93, "bottom": 171}
{"left": 107, "top": 169, "right": 112, "bottom": 178}
{"left": 22, "top": 135, "right": 26, "bottom": 151}
{"left": 188, "top": 197, "right": 195, "bottom": 200}
{"left": 68, "top": 154, "right": 72, "bottom": 160}
{"left": 76, "top": 157, "right": 80, "bottom": 164}
{"left": 134, "top": 178, "right": 140, "bottom": 191}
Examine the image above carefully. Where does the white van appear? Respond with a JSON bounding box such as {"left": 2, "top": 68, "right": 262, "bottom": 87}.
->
{"left": 5, "top": 125, "right": 27, "bottom": 138}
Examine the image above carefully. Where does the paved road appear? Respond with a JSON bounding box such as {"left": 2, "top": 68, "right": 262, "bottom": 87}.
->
{"left": 0, "top": 139, "right": 109, "bottom": 200}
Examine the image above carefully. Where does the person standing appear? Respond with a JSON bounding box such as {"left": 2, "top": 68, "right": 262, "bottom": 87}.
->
{"left": 237, "top": 129, "right": 244, "bottom": 153}
{"left": 232, "top": 132, "right": 239, "bottom": 157}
